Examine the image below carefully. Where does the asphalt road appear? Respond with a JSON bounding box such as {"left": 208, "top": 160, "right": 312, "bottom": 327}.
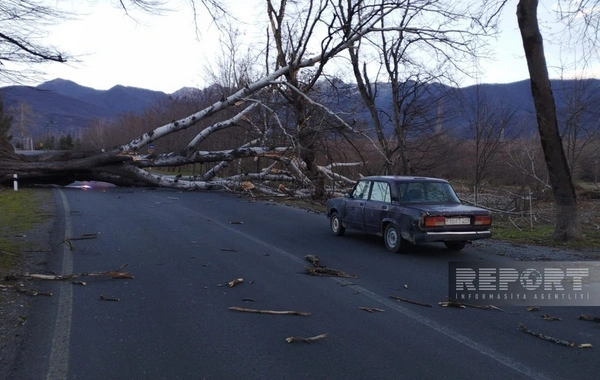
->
{"left": 11, "top": 186, "right": 600, "bottom": 380}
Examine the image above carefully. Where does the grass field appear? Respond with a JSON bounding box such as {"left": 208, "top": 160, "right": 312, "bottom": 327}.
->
{"left": 0, "top": 188, "right": 52, "bottom": 275}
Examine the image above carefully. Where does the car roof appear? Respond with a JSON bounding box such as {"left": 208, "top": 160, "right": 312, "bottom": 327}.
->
{"left": 359, "top": 175, "right": 449, "bottom": 183}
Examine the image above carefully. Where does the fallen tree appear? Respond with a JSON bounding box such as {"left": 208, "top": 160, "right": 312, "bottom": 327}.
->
{"left": 0, "top": 1, "right": 499, "bottom": 199}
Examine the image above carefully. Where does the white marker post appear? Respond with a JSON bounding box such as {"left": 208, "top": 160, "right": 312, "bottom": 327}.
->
{"left": 13, "top": 174, "right": 18, "bottom": 191}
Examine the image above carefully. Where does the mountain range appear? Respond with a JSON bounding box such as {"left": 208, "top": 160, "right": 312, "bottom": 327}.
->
{"left": 1, "top": 77, "right": 598, "bottom": 143}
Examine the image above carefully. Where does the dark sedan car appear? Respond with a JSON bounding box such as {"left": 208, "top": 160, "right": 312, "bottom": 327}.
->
{"left": 326, "top": 176, "right": 492, "bottom": 252}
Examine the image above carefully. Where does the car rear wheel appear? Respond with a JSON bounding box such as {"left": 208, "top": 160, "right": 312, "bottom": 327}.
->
{"left": 330, "top": 212, "right": 345, "bottom": 236}
{"left": 444, "top": 241, "right": 467, "bottom": 251}
{"left": 384, "top": 224, "right": 402, "bottom": 253}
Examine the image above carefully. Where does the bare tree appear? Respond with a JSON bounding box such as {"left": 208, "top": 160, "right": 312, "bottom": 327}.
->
{"left": 555, "top": 77, "right": 600, "bottom": 178}
{"left": 517, "top": 0, "right": 581, "bottom": 240}
{"left": 461, "top": 85, "right": 515, "bottom": 203}
{"left": 0, "top": 0, "right": 502, "bottom": 198}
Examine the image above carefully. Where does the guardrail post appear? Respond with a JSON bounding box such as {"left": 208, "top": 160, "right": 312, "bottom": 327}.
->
{"left": 13, "top": 174, "right": 18, "bottom": 191}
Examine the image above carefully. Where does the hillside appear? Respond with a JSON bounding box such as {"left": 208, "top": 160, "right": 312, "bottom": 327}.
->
{"left": 1, "top": 77, "right": 598, "bottom": 144}
{"left": 0, "top": 79, "right": 169, "bottom": 140}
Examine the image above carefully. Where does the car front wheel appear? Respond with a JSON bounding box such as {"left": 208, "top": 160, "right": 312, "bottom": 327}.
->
{"left": 330, "top": 212, "right": 345, "bottom": 236}
{"left": 384, "top": 224, "right": 402, "bottom": 253}
{"left": 444, "top": 241, "right": 467, "bottom": 251}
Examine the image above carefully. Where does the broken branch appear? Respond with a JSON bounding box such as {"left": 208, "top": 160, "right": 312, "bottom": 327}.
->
{"left": 359, "top": 307, "right": 384, "bottom": 313}
{"left": 100, "top": 295, "right": 120, "bottom": 302}
{"left": 578, "top": 314, "right": 600, "bottom": 323}
{"left": 517, "top": 323, "right": 574, "bottom": 347}
{"left": 389, "top": 295, "right": 433, "bottom": 308}
{"left": 304, "top": 255, "right": 322, "bottom": 267}
{"left": 305, "top": 266, "right": 357, "bottom": 278}
{"left": 286, "top": 333, "right": 328, "bottom": 343}
{"left": 228, "top": 307, "right": 310, "bottom": 316}
{"left": 228, "top": 278, "right": 244, "bottom": 287}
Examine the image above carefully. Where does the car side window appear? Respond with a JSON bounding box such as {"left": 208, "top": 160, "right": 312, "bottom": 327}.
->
{"left": 369, "top": 181, "right": 391, "bottom": 203}
{"left": 352, "top": 181, "right": 371, "bottom": 200}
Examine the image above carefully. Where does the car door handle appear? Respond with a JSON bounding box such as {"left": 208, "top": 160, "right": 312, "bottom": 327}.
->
{"left": 381, "top": 205, "right": 388, "bottom": 210}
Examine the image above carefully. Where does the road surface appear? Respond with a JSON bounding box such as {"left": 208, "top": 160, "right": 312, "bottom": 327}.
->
{"left": 11, "top": 186, "right": 599, "bottom": 379}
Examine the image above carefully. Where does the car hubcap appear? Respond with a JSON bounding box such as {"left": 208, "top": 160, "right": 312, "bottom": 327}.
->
{"left": 332, "top": 218, "right": 339, "bottom": 232}
{"left": 387, "top": 228, "right": 398, "bottom": 248}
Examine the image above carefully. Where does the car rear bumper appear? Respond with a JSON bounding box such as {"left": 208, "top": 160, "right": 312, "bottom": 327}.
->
{"left": 414, "top": 230, "right": 492, "bottom": 243}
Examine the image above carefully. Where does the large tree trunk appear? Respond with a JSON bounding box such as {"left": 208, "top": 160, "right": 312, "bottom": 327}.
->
{"left": 517, "top": 0, "right": 581, "bottom": 241}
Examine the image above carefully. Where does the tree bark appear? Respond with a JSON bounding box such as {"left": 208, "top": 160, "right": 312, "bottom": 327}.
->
{"left": 517, "top": 0, "right": 581, "bottom": 240}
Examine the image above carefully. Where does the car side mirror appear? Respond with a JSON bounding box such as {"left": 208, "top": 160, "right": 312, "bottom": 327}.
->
{"left": 345, "top": 192, "right": 353, "bottom": 199}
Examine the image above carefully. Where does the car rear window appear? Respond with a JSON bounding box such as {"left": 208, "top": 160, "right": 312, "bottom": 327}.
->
{"left": 398, "top": 181, "right": 460, "bottom": 204}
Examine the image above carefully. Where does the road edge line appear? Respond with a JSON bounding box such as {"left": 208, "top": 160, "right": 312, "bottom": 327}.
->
{"left": 46, "top": 188, "right": 73, "bottom": 380}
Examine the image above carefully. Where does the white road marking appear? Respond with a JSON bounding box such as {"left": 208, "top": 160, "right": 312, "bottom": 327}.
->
{"left": 46, "top": 188, "right": 73, "bottom": 380}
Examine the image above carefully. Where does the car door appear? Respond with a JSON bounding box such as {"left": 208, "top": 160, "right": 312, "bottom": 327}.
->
{"left": 364, "top": 180, "right": 392, "bottom": 233}
{"left": 345, "top": 180, "right": 371, "bottom": 230}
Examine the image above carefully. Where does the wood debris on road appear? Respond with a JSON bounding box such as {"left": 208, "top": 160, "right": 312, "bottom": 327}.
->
{"left": 228, "top": 306, "right": 310, "bottom": 316}
{"left": 443, "top": 297, "right": 505, "bottom": 312}
{"left": 517, "top": 323, "right": 574, "bottom": 347}
{"left": 286, "top": 333, "right": 328, "bottom": 343}
{"left": 542, "top": 314, "right": 562, "bottom": 321}
{"left": 100, "top": 295, "right": 120, "bottom": 302}
{"left": 389, "top": 295, "right": 433, "bottom": 308}
{"left": 305, "top": 266, "right": 357, "bottom": 278}
{"left": 59, "top": 232, "right": 101, "bottom": 250}
{"left": 438, "top": 301, "right": 466, "bottom": 309}
{"left": 304, "top": 255, "right": 322, "bottom": 267}
{"left": 359, "top": 307, "right": 384, "bottom": 313}
{"left": 228, "top": 278, "right": 244, "bottom": 287}
{"left": 22, "top": 263, "right": 133, "bottom": 281}
{"left": 578, "top": 314, "right": 600, "bottom": 323}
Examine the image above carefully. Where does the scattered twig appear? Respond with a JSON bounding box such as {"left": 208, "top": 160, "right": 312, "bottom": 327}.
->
{"left": 230, "top": 221, "right": 244, "bottom": 225}
{"left": 304, "top": 255, "right": 322, "bottom": 267}
{"left": 71, "top": 281, "right": 87, "bottom": 286}
{"left": 527, "top": 307, "right": 540, "bottom": 312}
{"left": 16, "top": 315, "right": 27, "bottom": 327}
{"left": 228, "top": 306, "right": 310, "bottom": 316}
{"left": 389, "top": 295, "right": 433, "bottom": 308}
{"left": 579, "top": 314, "right": 600, "bottom": 323}
{"left": 305, "top": 267, "right": 357, "bottom": 278}
{"left": 517, "top": 323, "right": 574, "bottom": 347}
{"left": 242, "top": 298, "right": 256, "bottom": 302}
{"left": 340, "top": 283, "right": 356, "bottom": 287}
{"left": 286, "top": 333, "right": 328, "bottom": 343}
{"left": 578, "top": 343, "right": 593, "bottom": 349}
{"left": 444, "top": 297, "right": 504, "bottom": 312}
{"left": 100, "top": 295, "right": 120, "bottom": 302}
{"left": 220, "top": 248, "right": 237, "bottom": 252}
{"left": 359, "top": 307, "right": 384, "bottom": 313}
{"left": 68, "top": 232, "right": 101, "bottom": 241}
{"left": 438, "top": 301, "right": 466, "bottom": 309}
{"left": 228, "top": 278, "right": 244, "bottom": 287}
{"left": 542, "top": 314, "right": 562, "bottom": 321}
{"left": 16, "top": 287, "right": 53, "bottom": 297}
{"left": 23, "top": 264, "right": 133, "bottom": 281}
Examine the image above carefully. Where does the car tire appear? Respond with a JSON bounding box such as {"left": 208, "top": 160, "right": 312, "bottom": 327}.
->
{"left": 383, "top": 224, "right": 402, "bottom": 253}
{"left": 444, "top": 241, "right": 467, "bottom": 251}
{"left": 330, "top": 212, "right": 345, "bottom": 236}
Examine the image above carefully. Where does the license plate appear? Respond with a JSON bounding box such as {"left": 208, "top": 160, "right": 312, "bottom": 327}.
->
{"left": 445, "top": 217, "right": 470, "bottom": 226}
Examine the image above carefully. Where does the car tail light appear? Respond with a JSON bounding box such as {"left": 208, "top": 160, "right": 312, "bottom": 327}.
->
{"left": 474, "top": 215, "right": 492, "bottom": 226}
{"left": 424, "top": 216, "right": 445, "bottom": 227}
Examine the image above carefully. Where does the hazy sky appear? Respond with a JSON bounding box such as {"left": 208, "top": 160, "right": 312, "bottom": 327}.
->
{"left": 4, "top": 1, "right": 596, "bottom": 94}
